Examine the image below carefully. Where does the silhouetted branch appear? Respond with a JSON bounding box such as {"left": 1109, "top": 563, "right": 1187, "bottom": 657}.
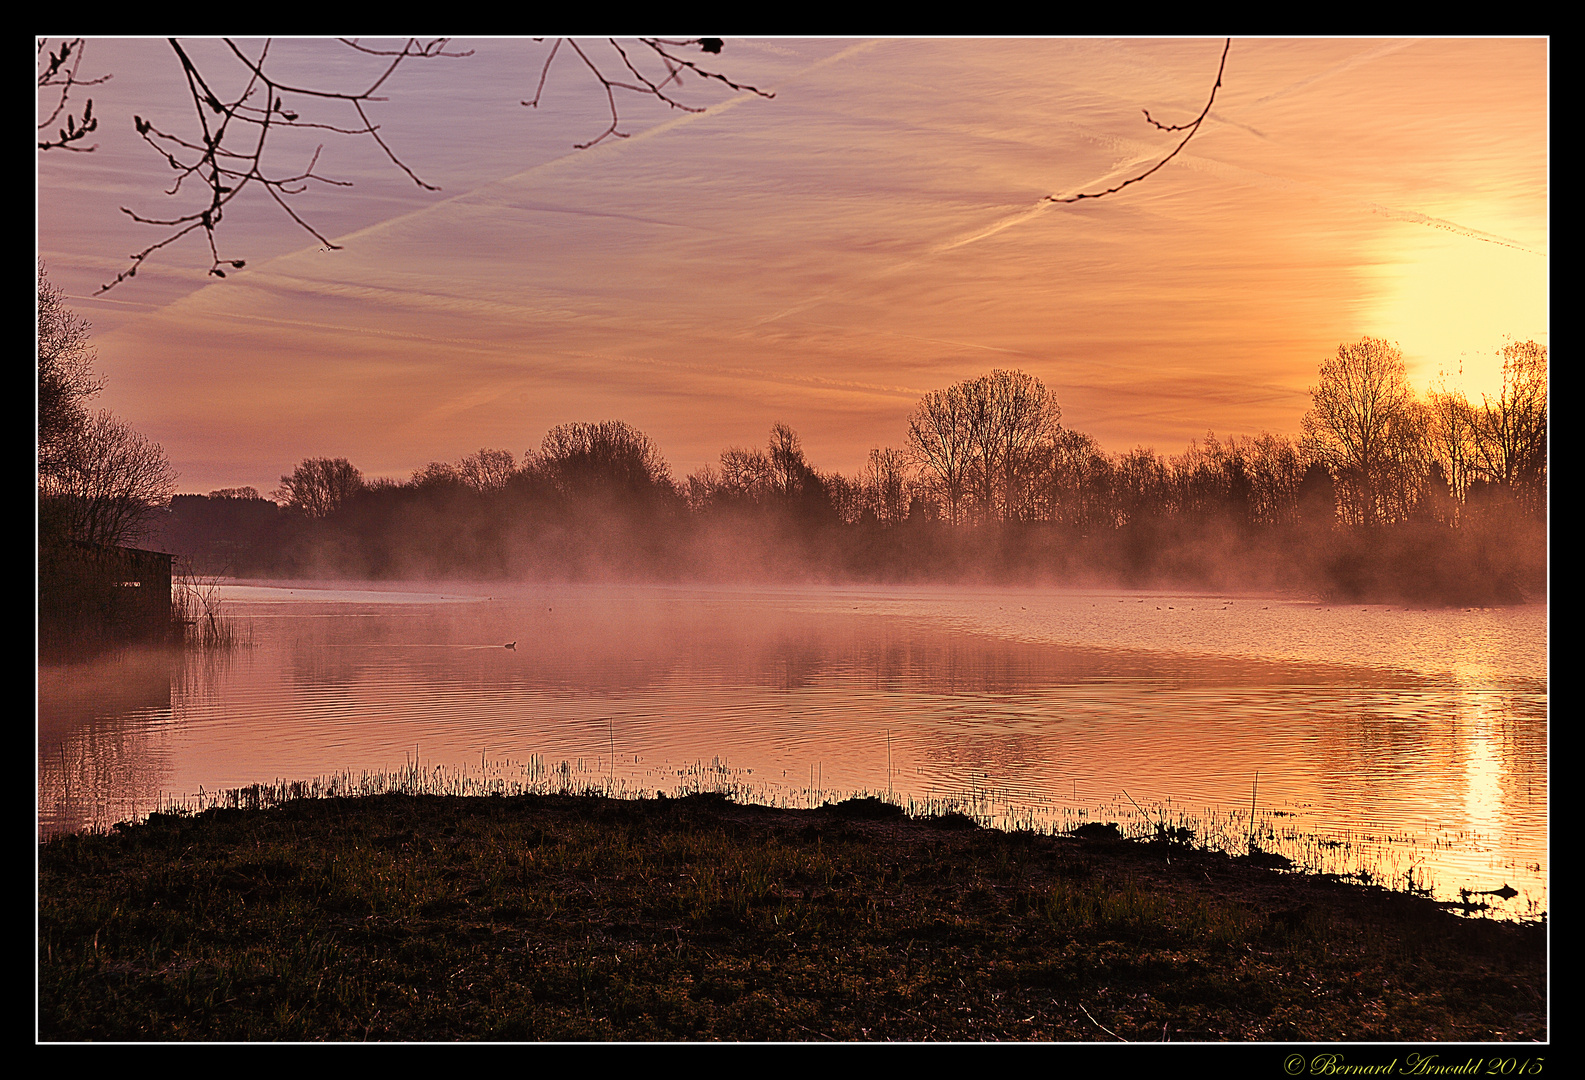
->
{"left": 74, "top": 37, "right": 764, "bottom": 293}
{"left": 523, "top": 37, "right": 773, "bottom": 149}
{"left": 94, "top": 37, "right": 471, "bottom": 294}
{"left": 1048, "top": 38, "right": 1230, "bottom": 205}
{"left": 63, "top": 36, "right": 1212, "bottom": 293}
{"left": 38, "top": 38, "right": 110, "bottom": 152}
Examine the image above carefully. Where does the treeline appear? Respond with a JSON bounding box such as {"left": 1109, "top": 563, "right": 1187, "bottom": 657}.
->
{"left": 155, "top": 339, "right": 1546, "bottom": 604}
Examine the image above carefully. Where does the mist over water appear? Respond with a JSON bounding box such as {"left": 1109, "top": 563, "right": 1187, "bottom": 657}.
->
{"left": 38, "top": 580, "right": 1546, "bottom": 916}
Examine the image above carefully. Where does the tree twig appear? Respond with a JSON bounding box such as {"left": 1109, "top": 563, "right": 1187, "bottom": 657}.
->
{"left": 1048, "top": 38, "right": 1230, "bottom": 205}
{"left": 38, "top": 38, "right": 110, "bottom": 152}
{"left": 82, "top": 37, "right": 766, "bottom": 292}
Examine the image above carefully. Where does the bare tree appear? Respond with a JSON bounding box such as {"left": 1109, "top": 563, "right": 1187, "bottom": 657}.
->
{"left": 457, "top": 448, "right": 517, "bottom": 494}
{"left": 1112, "top": 446, "right": 1172, "bottom": 526}
{"left": 274, "top": 457, "right": 365, "bottom": 517}
{"left": 1470, "top": 339, "right": 1547, "bottom": 509}
{"left": 907, "top": 382, "right": 976, "bottom": 526}
{"left": 1170, "top": 432, "right": 1253, "bottom": 523}
{"left": 1036, "top": 428, "right": 1112, "bottom": 529}
{"left": 38, "top": 264, "right": 174, "bottom": 549}
{"left": 908, "top": 370, "right": 1061, "bottom": 526}
{"left": 1301, "top": 338, "right": 1426, "bottom": 528}
{"left": 767, "top": 423, "right": 818, "bottom": 500}
{"left": 1243, "top": 432, "right": 1308, "bottom": 528}
{"left": 410, "top": 461, "right": 462, "bottom": 488}
{"left": 1426, "top": 375, "right": 1478, "bottom": 517}
{"left": 705, "top": 446, "right": 775, "bottom": 506}
{"left": 821, "top": 469, "right": 866, "bottom": 525}
{"left": 41, "top": 409, "right": 177, "bottom": 547}
{"left": 861, "top": 447, "right": 913, "bottom": 526}
{"left": 534, "top": 420, "right": 672, "bottom": 498}
{"left": 37, "top": 263, "right": 105, "bottom": 478}
{"left": 965, "top": 369, "right": 1062, "bottom": 524}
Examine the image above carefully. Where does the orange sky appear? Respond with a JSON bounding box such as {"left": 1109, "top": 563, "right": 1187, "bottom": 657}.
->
{"left": 37, "top": 38, "right": 1548, "bottom": 495}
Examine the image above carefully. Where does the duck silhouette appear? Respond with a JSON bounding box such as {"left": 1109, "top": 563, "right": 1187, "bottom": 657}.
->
{"left": 504, "top": 641, "right": 517, "bottom": 650}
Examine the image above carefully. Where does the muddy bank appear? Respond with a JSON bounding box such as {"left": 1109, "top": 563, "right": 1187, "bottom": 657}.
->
{"left": 39, "top": 792, "right": 1545, "bottom": 1041}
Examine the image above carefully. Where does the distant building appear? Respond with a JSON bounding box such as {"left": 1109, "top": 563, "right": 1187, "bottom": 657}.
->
{"left": 39, "top": 541, "right": 174, "bottom": 647}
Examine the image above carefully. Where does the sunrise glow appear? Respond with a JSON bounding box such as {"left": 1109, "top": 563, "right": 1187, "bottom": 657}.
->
{"left": 37, "top": 37, "right": 1547, "bottom": 493}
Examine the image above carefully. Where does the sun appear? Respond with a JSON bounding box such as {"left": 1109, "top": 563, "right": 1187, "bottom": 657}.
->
{"left": 1368, "top": 219, "right": 1548, "bottom": 404}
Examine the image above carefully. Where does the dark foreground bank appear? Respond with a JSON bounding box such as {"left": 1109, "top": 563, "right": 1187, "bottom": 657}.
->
{"left": 38, "top": 792, "right": 1546, "bottom": 1042}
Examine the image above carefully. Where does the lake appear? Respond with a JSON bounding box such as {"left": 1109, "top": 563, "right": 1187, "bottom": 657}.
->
{"left": 37, "top": 581, "right": 1547, "bottom": 917}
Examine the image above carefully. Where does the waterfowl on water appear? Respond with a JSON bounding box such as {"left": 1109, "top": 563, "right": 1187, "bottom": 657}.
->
{"left": 505, "top": 641, "right": 517, "bottom": 649}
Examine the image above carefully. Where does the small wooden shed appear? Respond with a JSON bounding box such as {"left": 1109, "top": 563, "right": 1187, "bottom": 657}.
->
{"left": 39, "top": 541, "right": 174, "bottom": 644}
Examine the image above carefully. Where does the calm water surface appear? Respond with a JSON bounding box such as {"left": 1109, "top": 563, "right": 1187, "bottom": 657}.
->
{"left": 38, "top": 582, "right": 1547, "bottom": 916}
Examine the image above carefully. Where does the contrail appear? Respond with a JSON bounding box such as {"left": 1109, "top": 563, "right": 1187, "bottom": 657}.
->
{"left": 140, "top": 40, "right": 892, "bottom": 322}
{"left": 930, "top": 202, "right": 1058, "bottom": 254}
{"left": 331, "top": 38, "right": 889, "bottom": 250}
{"left": 1364, "top": 204, "right": 1544, "bottom": 254}
{"left": 1252, "top": 39, "right": 1425, "bottom": 106}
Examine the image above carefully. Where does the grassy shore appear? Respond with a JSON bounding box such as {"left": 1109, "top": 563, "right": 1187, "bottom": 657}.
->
{"left": 38, "top": 791, "right": 1545, "bottom": 1042}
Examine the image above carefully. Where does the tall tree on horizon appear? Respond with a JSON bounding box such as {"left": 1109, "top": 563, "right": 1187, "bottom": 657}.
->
{"left": 1302, "top": 338, "right": 1426, "bottom": 528}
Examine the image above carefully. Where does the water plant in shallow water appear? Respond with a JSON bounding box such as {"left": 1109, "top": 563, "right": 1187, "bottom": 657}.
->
{"left": 171, "top": 569, "right": 245, "bottom": 649}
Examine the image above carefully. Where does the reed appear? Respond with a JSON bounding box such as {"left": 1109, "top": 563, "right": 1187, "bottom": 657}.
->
{"left": 122, "top": 748, "right": 1542, "bottom": 923}
{"left": 171, "top": 568, "right": 245, "bottom": 650}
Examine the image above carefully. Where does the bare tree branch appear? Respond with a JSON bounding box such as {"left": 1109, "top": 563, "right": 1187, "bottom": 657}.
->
{"left": 523, "top": 37, "right": 773, "bottom": 149}
{"left": 523, "top": 38, "right": 564, "bottom": 108}
{"left": 1048, "top": 38, "right": 1230, "bottom": 205}
{"left": 55, "top": 37, "right": 1220, "bottom": 294}
{"left": 38, "top": 38, "right": 110, "bottom": 152}
{"left": 77, "top": 37, "right": 766, "bottom": 293}
{"left": 93, "top": 37, "right": 471, "bottom": 293}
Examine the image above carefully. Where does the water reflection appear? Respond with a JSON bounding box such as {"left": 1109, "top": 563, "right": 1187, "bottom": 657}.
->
{"left": 37, "top": 582, "right": 1546, "bottom": 914}
{"left": 38, "top": 647, "right": 177, "bottom": 836}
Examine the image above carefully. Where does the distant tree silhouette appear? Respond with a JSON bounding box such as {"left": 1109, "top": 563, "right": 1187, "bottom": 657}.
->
{"left": 1036, "top": 428, "right": 1112, "bottom": 530}
{"left": 1426, "top": 377, "right": 1478, "bottom": 520}
{"left": 38, "top": 266, "right": 175, "bottom": 549}
{"left": 1302, "top": 338, "right": 1427, "bottom": 528}
{"left": 767, "top": 423, "right": 810, "bottom": 500}
{"left": 861, "top": 447, "right": 913, "bottom": 526}
{"left": 1471, "top": 339, "right": 1547, "bottom": 514}
{"left": 1240, "top": 433, "right": 1307, "bottom": 528}
{"left": 534, "top": 421, "right": 672, "bottom": 500}
{"left": 686, "top": 424, "right": 833, "bottom": 525}
{"left": 907, "top": 381, "right": 977, "bottom": 526}
{"left": 1295, "top": 461, "right": 1337, "bottom": 531}
{"left": 144, "top": 350, "right": 1542, "bottom": 600}
{"left": 275, "top": 457, "right": 365, "bottom": 518}
{"left": 42, "top": 410, "right": 177, "bottom": 548}
{"left": 37, "top": 263, "right": 104, "bottom": 481}
{"left": 1112, "top": 446, "right": 1171, "bottom": 527}
{"left": 1412, "top": 461, "right": 1457, "bottom": 526}
{"left": 963, "top": 370, "right": 1063, "bottom": 524}
{"left": 409, "top": 461, "right": 464, "bottom": 490}
{"left": 700, "top": 446, "right": 775, "bottom": 508}
{"left": 456, "top": 448, "right": 517, "bottom": 494}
